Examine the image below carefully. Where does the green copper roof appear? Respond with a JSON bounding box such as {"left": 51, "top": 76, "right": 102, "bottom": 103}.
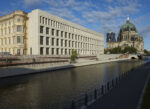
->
{"left": 119, "top": 18, "right": 137, "bottom": 33}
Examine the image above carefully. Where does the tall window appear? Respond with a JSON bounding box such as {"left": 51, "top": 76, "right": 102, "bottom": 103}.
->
{"left": 46, "top": 48, "right": 49, "bottom": 55}
{"left": 56, "top": 48, "right": 59, "bottom": 55}
{"left": 40, "top": 16, "right": 42, "bottom": 23}
{"left": 40, "top": 47, "right": 44, "bottom": 55}
{"left": 40, "top": 36, "right": 44, "bottom": 45}
{"left": 46, "top": 37, "right": 49, "bottom": 45}
{"left": 40, "top": 26, "right": 44, "bottom": 33}
{"left": 46, "top": 27, "right": 49, "bottom": 34}
{"left": 56, "top": 39, "right": 59, "bottom": 46}
{"left": 61, "top": 39, "right": 63, "bottom": 46}
{"left": 65, "top": 40, "right": 67, "bottom": 47}
{"left": 52, "top": 48, "right": 54, "bottom": 55}
{"left": 30, "top": 48, "right": 32, "bottom": 55}
{"left": 65, "top": 32, "right": 67, "bottom": 38}
{"left": 17, "top": 18, "right": 20, "bottom": 22}
{"left": 52, "top": 29, "right": 54, "bottom": 36}
{"left": 42, "top": 17, "right": 44, "bottom": 24}
{"left": 69, "top": 33, "right": 71, "bottom": 39}
{"left": 65, "top": 49, "right": 67, "bottom": 55}
{"left": 61, "top": 31, "right": 63, "bottom": 37}
{"left": 69, "top": 41, "right": 71, "bottom": 47}
{"left": 72, "top": 34, "right": 74, "bottom": 39}
{"left": 17, "top": 26, "right": 21, "bottom": 32}
{"left": 17, "top": 49, "right": 20, "bottom": 55}
{"left": 52, "top": 38, "right": 54, "bottom": 46}
{"left": 17, "top": 36, "right": 21, "bottom": 43}
{"left": 61, "top": 49, "right": 63, "bottom": 55}
{"left": 56, "top": 30, "right": 59, "bottom": 36}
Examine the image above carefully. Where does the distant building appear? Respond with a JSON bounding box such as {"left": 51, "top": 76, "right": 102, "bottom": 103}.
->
{"left": 106, "top": 32, "right": 116, "bottom": 42}
{"left": 0, "top": 9, "right": 104, "bottom": 56}
{"left": 107, "top": 17, "right": 144, "bottom": 53}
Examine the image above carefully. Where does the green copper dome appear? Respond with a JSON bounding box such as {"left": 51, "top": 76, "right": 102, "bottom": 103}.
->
{"left": 119, "top": 17, "right": 137, "bottom": 33}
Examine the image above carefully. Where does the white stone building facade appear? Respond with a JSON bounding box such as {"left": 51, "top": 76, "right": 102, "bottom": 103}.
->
{"left": 0, "top": 9, "right": 104, "bottom": 56}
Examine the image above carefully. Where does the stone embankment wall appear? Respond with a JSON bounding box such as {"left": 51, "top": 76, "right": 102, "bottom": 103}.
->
{"left": 0, "top": 55, "right": 129, "bottom": 78}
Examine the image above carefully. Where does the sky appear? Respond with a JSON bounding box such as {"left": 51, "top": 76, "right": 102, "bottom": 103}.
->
{"left": 0, "top": 0, "right": 150, "bottom": 50}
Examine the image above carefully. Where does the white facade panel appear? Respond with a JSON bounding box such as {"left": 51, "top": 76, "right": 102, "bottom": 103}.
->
{"left": 28, "top": 9, "right": 104, "bottom": 56}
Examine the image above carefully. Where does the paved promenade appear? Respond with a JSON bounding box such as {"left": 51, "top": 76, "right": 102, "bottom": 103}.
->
{"left": 88, "top": 62, "right": 150, "bottom": 109}
{"left": 0, "top": 57, "right": 129, "bottom": 78}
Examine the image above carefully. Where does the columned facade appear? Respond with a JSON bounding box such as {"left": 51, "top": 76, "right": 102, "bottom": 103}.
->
{"left": 0, "top": 9, "right": 104, "bottom": 56}
{"left": 28, "top": 9, "right": 104, "bottom": 56}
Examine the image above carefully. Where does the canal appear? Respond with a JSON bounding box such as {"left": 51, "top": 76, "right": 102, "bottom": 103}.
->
{"left": 0, "top": 57, "right": 150, "bottom": 109}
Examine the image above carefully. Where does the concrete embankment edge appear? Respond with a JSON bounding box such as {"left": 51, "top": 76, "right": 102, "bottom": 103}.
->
{"left": 0, "top": 58, "right": 129, "bottom": 78}
{"left": 136, "top": 71, "right": 150, "bottom": 109}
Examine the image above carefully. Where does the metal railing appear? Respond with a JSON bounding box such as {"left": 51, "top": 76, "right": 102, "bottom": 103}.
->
{"left": 63, "top": 68, "right": 136, "bottom": 109}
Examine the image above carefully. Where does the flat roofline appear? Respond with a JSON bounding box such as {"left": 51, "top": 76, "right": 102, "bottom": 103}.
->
{"left": 31, "top": 9, "right": 104, "bottom": 37}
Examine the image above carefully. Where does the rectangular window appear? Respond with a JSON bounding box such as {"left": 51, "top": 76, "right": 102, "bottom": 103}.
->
{"left": 46, "top": 48, "right": 49, "bottom": 55}
{"left": 56, "top": 48, "right": 59, "bottom": 55}
{"left": 30, "top": 48, "right": 32, "bottom": 55}
{"left": 52, "top": 48, "right": 54, "bottom": 55}
{"left": 46, "top": 37, "right": 49, "bottom": 45}
{"left": 61, "top": 31, "right": 63, "bottom": 37}
{"left": 42, "top": 17, "right": 44, "bottom": 24}
{"left": 65, "top": 40, "right": 67, "bottom": 47}
{"left": 17, "top": 36, "right": 21, "bottom": 43}
{"left": 61, "top": 39, "right": 63, "bottom": 46}
{"left": 45, "top": 18, "right": 47, "bottom": 25}
{"left": 40, "top": 36, "right": 44, "bottom": 45}
{"left": 17, "top": 26, "right": 21, "bottom": 32}
{"left": 40, "top": 16, "right": 42, "bottom": 23}
{"left": 72, "top": 34, "right": 74, "bottom": 39}
{"left": 69, "top": 33, "right": 71, "bottom": 39}
{"left": 69, "top": 41, "right": 71, "bottom": 47}
{"left": 51, "top": 29, "right": 54, "bottom": 36}
{"left": 75, "top": 35, "right": 77, "bottom": 40}
{"left": 40, "top": 26, "right": 44, "bottom": 33}
{"left": 56, "top": 30, "right": 59, "bottom": 36}
{"left": 48, "top": 19, "right": 50, "bottom": 25}
{"left": 17, "top": 49, "right": 20, "bottom": 55}
{"left": 52, "top": 38, "right": 54, "bottom": 46}
{"left": 46, "top": 27, "right": 49, "bottom": 34}
{"left": 56, "top": 39, "right": 59, "bottom": 46}
{"left": 40, "top": 47, "right": 44, "bottom": 55}
{"left": 65, "top": 49, "right": 67, "bottom": 55}
{"left": 65, "top": 32, "right": 67, "bottom": 38}
{"left": 61, "top": 49, "right": 63, "bottom": 55}
{"left": 72, "top": 41, "right": 74, "bottom": 47}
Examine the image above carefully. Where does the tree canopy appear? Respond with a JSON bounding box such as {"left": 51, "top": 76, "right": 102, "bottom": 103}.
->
{"left": 105, "top": 46, "right": 137, "bottom": 54}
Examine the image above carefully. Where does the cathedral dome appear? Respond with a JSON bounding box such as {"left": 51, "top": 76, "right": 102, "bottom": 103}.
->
{"left": 119, "top": 17, "right": 137, "bottom": 33}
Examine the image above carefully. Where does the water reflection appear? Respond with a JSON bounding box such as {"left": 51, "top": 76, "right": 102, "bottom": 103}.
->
{"left": 0, "top": 58, "right": 149, "bottom": 109}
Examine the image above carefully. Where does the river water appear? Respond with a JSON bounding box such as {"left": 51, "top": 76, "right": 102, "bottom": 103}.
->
{"left": 0, "top": 57, "right": 150, "bottom": 109}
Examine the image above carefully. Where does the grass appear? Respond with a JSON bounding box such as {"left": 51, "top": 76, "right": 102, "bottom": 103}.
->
{"left": 141, "top": 77, "right": 150, "bottom": 109}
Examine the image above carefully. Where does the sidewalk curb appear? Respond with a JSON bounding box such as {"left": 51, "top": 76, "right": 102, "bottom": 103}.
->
{"left": 136, "top": 71, "right": 150, "bottom": 109}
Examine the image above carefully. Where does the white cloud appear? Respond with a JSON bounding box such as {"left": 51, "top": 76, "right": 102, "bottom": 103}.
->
{"left": 22, "top": 0, "right": 143, "bottom": 36}
{"left": 48, "top": 8, "right": 85, "bottom": 25}
{"left": 24, "top": 0, "right": 41, "bottom": 8}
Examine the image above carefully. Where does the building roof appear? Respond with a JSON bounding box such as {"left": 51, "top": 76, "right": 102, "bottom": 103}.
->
{"left": 119, "top": 17, "right": 137, "bottom": 33}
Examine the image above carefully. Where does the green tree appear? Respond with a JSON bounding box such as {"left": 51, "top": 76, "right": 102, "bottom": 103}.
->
{"left": 123, "top": 46, "right": 137, "bottom": 53}
{"left": 70, "top": 50, "right": 78, "bottom": 63}
{"left": 144, "top": 49, "right": 150, "bottom": 55}
{"left": 106, "top": 46, "right": 137, "bottom": 54}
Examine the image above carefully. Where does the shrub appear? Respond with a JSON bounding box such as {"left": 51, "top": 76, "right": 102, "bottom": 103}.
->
{"left": 70, "top": 50, "right": 77, "bottom": 63}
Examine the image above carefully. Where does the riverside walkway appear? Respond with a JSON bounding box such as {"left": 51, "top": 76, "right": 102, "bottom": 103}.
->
{"left": 88, "top": 62, "right": 150, "bottom": 109}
